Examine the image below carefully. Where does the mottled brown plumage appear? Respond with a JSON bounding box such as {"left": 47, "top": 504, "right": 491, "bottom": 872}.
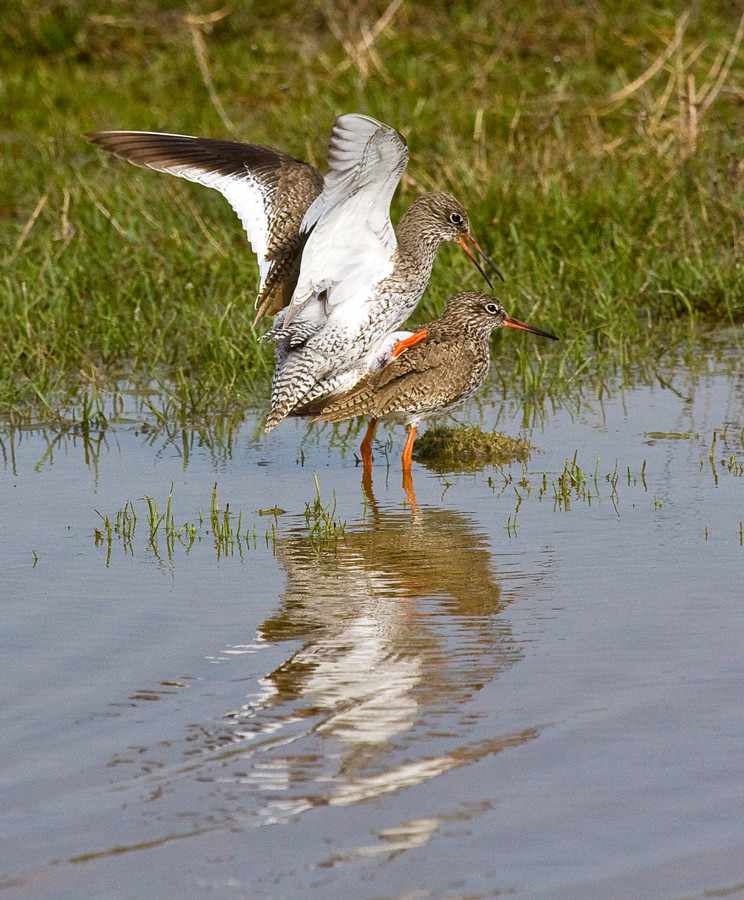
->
{"left": 302, "top": 291, "right": 558, "bottom": 471}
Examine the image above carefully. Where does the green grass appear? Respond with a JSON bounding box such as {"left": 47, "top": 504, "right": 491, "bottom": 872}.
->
{"left": 3, "top": 0, "right": 744, "bottom": 423}
{"left": 90, "top": 476, "right": 348, "bottom": 563}
{"left": 303, "top": 472, "right": 346, "bottom": 552}
{"left": 93, "top": 482, "right": 256, "bottom": 563}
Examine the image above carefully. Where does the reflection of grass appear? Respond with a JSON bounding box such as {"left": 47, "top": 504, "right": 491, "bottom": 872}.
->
{"left": 415, "top": 425, "right": 531, "bottom": 467}
{"left": 3, "top": 2, "right": 744, "bottom": 423}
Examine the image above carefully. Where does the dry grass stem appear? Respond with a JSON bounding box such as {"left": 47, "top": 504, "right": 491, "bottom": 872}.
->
{"left": 170, "top": 183, "right": 230, "bottom": 258}
{"left": 687, "top": 74, "right": 697, "bottom": 155}
{"left": 595, "top": 10, "right": 690, "bottom": 110}
{"left": 329, "top": 0, "right": 403, "bottom": 79}
{"left": 75, "top": 172, "right": 128, "bottom": 237}
{"left": 185, "top": 11, "right": 239, "bottom": 136}
{"left": 11, "top": 192, "right": 49, "bottom": 261}
{"left": 699, "top": 6, "right": 744, "bottom": 117}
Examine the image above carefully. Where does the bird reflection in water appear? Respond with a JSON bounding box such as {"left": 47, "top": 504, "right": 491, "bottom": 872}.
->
{"left": 104, "top": 485, "right": 544, "bottom": 835}
{"left": 228, "top": 483, "right": 540, "bottom": 798}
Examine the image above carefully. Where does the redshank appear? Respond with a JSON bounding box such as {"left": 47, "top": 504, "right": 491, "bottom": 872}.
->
{"left": 298, "top": 291, "right": 558, "bottom": 472}
{"left": 264, "top": 187, "right": 501, "bottom": 432}
{"left": 87, "top": 114, "right": 499, "bottom": 327}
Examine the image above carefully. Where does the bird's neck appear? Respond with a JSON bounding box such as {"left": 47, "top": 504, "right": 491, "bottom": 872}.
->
{"left": 394, "top": 205, "right": 446, "bottom": 272}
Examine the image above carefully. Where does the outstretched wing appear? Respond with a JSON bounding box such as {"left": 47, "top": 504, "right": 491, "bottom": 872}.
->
{"left": 87, "top": 131, "right": 323, "bottom": 318}
{"left": 283, "top": 114, "right": 409, "bottom": 327}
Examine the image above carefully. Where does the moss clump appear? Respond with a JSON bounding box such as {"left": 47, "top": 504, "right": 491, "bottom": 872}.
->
{"left": 413, "top": 425, "right": 532, "bottom": 467}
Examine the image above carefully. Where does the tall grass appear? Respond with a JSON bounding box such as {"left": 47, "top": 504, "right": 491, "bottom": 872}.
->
{"left": 2, "top": 1, "right": 744, "bottom": 422}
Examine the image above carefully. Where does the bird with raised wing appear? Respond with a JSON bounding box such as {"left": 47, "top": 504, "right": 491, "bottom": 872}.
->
{"left": 86, "top": 115, "right": 501, "bottom": 427}
{"left": 87, "top": 115, "right": 498, "bottom": 330}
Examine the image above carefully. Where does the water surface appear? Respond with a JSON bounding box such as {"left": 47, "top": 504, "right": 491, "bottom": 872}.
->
{"left": 2, "top": 335, "right": 744, "bottom": 899}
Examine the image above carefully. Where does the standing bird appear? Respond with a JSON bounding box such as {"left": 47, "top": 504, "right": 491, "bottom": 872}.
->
{"left": 299, "top": 291, "right": 558, "bottom": 472}
{"left": 86, "top": 115, "right": 500, "bottom": 416}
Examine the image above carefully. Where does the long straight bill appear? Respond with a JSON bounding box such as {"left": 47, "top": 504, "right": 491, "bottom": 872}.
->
{"left": 503, "top": 313, "right": 559, "bottom": 341}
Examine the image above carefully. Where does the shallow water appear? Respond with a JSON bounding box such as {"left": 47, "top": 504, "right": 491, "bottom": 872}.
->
{"left": 2, "top": 335, "right": 744, "bottom": 899}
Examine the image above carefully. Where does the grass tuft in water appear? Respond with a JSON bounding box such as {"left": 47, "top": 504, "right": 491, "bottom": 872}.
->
{"left": 550, "top": 452, "right": 590, "bottom": 511}
{"left": 93, "top": 484, "right": 262, "bottom": 563}
{"left": 414, "top": 425, "right": 532, "bottom": 467}
{"left": 209, "top": 482, "right": 245, "bottom": 559}
{"left": 303, "top": 473, "right": 346, "bottom": 553}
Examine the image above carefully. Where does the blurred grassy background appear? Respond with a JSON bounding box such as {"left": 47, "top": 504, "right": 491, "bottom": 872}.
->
{"left": 2, "top": 0, "right": 744, "bottom": 422}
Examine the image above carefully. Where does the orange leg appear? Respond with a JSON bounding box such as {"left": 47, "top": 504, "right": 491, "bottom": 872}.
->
{"left": 362, "top": 465, "right": 374, "bottom": 503}
{"left": 390, "top": 329, "right": 428, "bottom": 360}
{"left": 401, "top": 424, "right": 418, "bottom": 473}
{"left": 360, "top": 417, "right": 378, "bottom": 470}
{"left": 402, "top": 467, "right": 419, "bottom": 512}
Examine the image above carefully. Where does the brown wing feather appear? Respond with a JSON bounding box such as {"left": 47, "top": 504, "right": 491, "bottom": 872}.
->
{"left": 314, "top": 337, "right": 478, "bottom": 422}
{"left": 87, "top": 131, "right": 323, "bottom": 318}
{"left": 87, "top": 131, "right": 295, "bottom": 178}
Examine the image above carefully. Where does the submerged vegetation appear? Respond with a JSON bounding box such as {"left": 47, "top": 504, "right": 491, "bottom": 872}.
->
{"left": 2, "top": 1, "right": 744, "bottom": 424}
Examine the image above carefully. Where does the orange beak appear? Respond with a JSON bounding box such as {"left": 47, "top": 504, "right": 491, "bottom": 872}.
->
{"left": 503, "top": 313, "right": 559, "bottom": 340}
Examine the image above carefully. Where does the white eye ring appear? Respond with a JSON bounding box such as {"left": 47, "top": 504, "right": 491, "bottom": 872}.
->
{"left": 485, "top": 302, "right": 499, "bottom": 314}
{"left": 449, "top": 212, "right": 464, "bottom": 225}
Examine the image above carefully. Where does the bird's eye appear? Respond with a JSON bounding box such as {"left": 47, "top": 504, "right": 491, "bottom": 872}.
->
{"left": 449, "top": 212, "right": 464, "bottom": 225}
{"left": 485, "top": 302, "right": 500, "bottom": 315}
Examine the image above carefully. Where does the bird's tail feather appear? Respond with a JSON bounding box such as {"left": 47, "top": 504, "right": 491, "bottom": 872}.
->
{"left": 264, "top": 349, "right": 328, "bottom": 433}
